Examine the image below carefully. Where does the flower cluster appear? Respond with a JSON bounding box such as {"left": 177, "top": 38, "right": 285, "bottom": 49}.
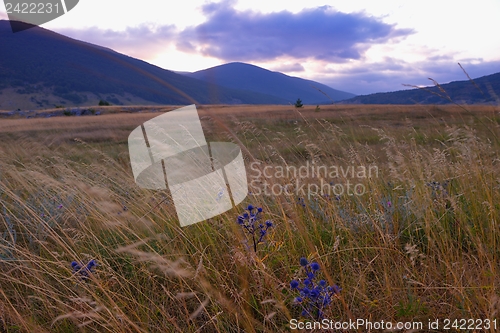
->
{"left": 71, "top": 259, "right": 97, "bottom": 281}
{"left": 290, "top": 258, "right": 341, "bottom": 320}
{"left": 426, "top": 180, "right": 449, "bottom": 198}
{"left": 237, "top": 204, "right": 273, "bottom": 252}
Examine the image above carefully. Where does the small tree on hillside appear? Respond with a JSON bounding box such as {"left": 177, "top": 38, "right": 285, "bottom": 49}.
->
{"left": 294, "top": 98, "right": 303, "bottom": 108}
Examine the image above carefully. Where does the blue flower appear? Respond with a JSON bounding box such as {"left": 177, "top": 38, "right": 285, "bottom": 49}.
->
{"left": 236, "top": 204, "right": 273, "bottom": 252}
{"left": 71, "top": 261, "right": 81, "bottom": 271}
{"left": 300, "top": 257, "right": 309, "bottom": 266}
{"left": 330, "top": 284, "right": 342, "bottom": 294}
{"left": 86, "top": 260, "right": 97, "bottom": 270}
{"left": 71, "top": 259, "right": 97, "bottom": 281}
{"left": 289, "top": 258, "right": 341, "bottom": 320}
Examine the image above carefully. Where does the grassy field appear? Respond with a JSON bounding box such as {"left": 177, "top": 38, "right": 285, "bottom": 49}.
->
{"left": 0, "top": 104, "right": 499, "bottom": 332}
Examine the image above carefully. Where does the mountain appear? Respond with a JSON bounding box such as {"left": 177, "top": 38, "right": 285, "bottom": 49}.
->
{"left": 0, "top": 20, "right": 288, "bottom": 109}
{"left": 183, "top": 62, "right": 356, "bottom": 104}
{"left": 342, "top": 72, "right": 500, "bottom": 105}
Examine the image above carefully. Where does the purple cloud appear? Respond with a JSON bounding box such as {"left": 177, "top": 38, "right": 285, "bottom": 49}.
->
{"left": 55, "top": 24, "right": 176, "bottom": 60}
{"left": 271, "top": 62, "right": 305, "bottom": 72}
{"left": 178, "top": 2, "right": 413, "bottom": 62}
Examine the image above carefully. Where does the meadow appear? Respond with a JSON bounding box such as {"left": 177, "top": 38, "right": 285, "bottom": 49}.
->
{"left": 0, "top": 104, "right": 499, "bottom": 332}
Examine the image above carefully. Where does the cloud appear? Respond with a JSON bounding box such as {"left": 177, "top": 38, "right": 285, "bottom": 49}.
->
{"left": 427, "top": 54, "right": 454, "bottom": 62}
{"left": 178, "top": 1, "right": 414, "bottom": 62}
{"left": 324, "top": 57, "right": 409, "bottom": 75}
{"left": 271, "top": 62, "right": 305, "bottom": 72}
{"left": 55, "top": 24, "right": 177, "bottom": 60}
{"left": 0, "top": 10, "right": 8, "bottom": 20}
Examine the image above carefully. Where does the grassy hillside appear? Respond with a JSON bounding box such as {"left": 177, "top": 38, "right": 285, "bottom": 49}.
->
{"left": 343, "top": 72, "right": 500, "bottom": 104}
{"left": 0, "top": 104, "right": 499, "bottom": 332}
{"left": 0, "top": 21, "right": 288, "bottom": 109}
{"left": 185, "top": 62, "right": 356, "bottom": 104}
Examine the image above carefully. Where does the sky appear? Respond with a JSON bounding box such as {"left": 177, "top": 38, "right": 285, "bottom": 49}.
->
{"left": 1, "top": 0, "right": 499, "bottom": 95}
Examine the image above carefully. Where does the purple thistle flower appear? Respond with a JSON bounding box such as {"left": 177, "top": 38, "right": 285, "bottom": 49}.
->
{"left": 300, "top": 257, "right": 308, "bottom": 266}
{"left": 330, "top": 284, "right": 342, "bottom": 294}
{"left": 236, "top": 204, "right": 273, "bottom": 252}
{"left": 290, "top": 258, "right": 341, "bottom": 320}
{"left": 86, "top": 260, "right": 97, "bottom": 269}
{"left": 71, "top": 261, "right": 81, "bottom": 271}
{"left": 71, "top": 259, "right": 97, "bottom": 281}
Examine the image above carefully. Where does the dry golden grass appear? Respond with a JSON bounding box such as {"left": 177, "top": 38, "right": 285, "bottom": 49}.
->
{"left": 0, "top": 104, "right": 499, "bottom": 332}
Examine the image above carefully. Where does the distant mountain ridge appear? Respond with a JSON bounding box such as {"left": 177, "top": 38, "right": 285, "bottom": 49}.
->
{"left": 0, "top": 20, "right": 355, "bottom": 109}
{"left": 0, "top": 20, "right": 290, "bottom": 109}
{"left": 184, "top": 62, "right": 356, "bottom": 104}
{"left": 341, "top": 72, "right": 500, "bottom": 104}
